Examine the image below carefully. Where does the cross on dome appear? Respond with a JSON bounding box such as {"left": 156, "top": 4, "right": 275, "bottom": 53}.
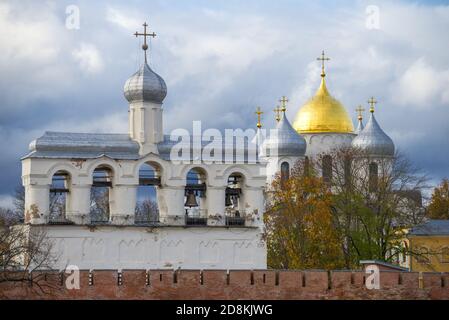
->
{"left": 317, "top": 50, "right": 330, "bottom": 77}
{"left": 255, "top": 107, "right": 264, "bottom": 128}
{"left": 279, "top": 96, "right": 289, "bottom": 113}
{"left": 134, "top": 22, "right": 157, "bottom": 63}
{"left": 274, "top": 106, "right": 281, "bottom": 122}
{"left": 368, "top": 97, "right": 377, "bottom": 113}
{"left": 356, "top": 105, "right": 365, "bottom": 120}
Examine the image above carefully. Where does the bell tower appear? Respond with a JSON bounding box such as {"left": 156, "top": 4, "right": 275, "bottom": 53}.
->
{"left": 124, "top": 22, "right": 167, "bottom": 155}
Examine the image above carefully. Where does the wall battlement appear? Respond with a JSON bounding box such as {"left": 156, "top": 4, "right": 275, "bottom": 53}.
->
{"left": 1, "top": 270, "right": 448, "bottom": 300}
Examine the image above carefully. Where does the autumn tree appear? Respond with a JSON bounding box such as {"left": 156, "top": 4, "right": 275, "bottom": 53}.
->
{"left": 427, "top": 178, "right": 449, "bottom": 219}
{"left": 264, "top": 160, "right": 345, "bottom": 270}
{"left": 320, "top": 147, "right": 428, "bottom": 268}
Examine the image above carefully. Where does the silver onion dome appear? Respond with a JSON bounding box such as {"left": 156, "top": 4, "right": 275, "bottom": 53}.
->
{"left": 262, "top": 113, "right": 307, "bottom": 157}
{"left": 124, "top": 62, "right": 167, "bottom": 104}
{"left": 352, "top": 111, "right": 394, "bottom": 157}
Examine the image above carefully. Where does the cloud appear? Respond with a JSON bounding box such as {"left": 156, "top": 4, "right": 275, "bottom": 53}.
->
{"left": 72, "top": 43, "right": 104, "bottom": 74}
{"left": 0, "top": 194, "right": 14, "bottom": 210}
{"left": 1, "top": 0, "right": 449, "bottom": 202}
{"left": 393, "top": 58, "right": 449, "bottom": 107}
{"left": 105, "top": 6, "right": 142, "bottom": 31}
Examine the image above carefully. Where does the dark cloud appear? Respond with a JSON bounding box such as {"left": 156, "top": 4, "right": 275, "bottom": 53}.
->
{"left": 1, "top": 0, "right": 448, "bottom": 206}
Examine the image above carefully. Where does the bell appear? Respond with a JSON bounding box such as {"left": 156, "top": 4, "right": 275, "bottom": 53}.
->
{"left": 225, "top": 194, "right": 233, "bottom": 207}
{"left": 184, "top": 191, "right": 198, "bottom": 207}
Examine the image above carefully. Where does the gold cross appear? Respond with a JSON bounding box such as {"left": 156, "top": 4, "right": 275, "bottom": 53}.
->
{"left": 368, "top": 97, "right": 377, "bottom": 113}
{"left": 317, "top": 50, "right": 330, "bottom": 77}
{"left": 279, "top": 96, "right": 289, "bottom": 113}
{"left": 274, "top": 106, "right": 281, "bottom": 122}
{"left": 255, "top": 107, "right": 263, "bottom": 128}
{"left": 134, "top": 22, "right": 157, "bottom": 63}
{"left": 355, "top": 105, "right": 365, "bottom": 120}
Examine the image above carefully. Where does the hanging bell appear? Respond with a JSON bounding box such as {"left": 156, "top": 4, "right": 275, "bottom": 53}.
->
{"left": 184, "top": 191, "right": 199, "bottom": 207}
{"left": 225, "top": 193, "right": 233, "bottom": 207}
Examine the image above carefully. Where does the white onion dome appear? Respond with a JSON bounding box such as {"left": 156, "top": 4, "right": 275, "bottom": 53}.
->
{"left": 352, "top": 109, "right": 394, "bottom": 157}
{"left": 124, "top": 62, "right": 167, "bottom": 103}
{"left": 262, "top": 113, "right": 307, "bottom": 157}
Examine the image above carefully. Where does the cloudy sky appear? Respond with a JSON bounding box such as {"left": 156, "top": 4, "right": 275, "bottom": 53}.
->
{"left": 0, "top": 0, "right": 448, "bottom": 207}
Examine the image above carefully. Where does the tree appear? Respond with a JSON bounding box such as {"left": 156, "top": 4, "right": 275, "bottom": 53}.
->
{"left": 135, "top": 199, "right": 159, "bottom": 223}
{"left": 0, "top": 217, "right": 59, "bottom": 294}
{"left": 264, "top": 160, "right": 345, "bottom": 270}
{"left": 427, "top": 178, "right": 449, "bottom": 219}
{"left": 321, "top": 147, "right": 428, "bottom": 268}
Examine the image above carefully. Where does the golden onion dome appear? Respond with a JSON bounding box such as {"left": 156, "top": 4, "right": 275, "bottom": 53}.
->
{"left": 293, "top": 76, "right": 354, "bottom": 134}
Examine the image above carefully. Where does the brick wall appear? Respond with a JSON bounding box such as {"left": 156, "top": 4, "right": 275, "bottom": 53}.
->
{"left": 1, "top": 270, "right": 448, "bottom": 300}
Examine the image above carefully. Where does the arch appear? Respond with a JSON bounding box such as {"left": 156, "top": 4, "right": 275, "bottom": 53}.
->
{"left": 180, "top": 165, "right": 212, "bottom": 184}
{"left": 280, "top": 161, "right": 290, "bottom": 183}
{"left": 135, "top": 162, "right": 162, "bottom": 224}
{"left": 86, "top": 158, "right": 120, "bottom": 184}
{"left": 225, "top": 171, "right": 246, "bottom": 226}
{"left": 184, "top": 167, "right": 208, "bottom": 225}
{"left": 222, "top": 165, "right": 251, "bottom": 184}
{"left": 90, "top": 165, "right": 114, "bottom": 223}
{"left": 45, "top": 162, "right": 79, "bottom": 185}
{"left": 132, "top": 155, "right": 170, "bottom": 183}
{"left": 49, "top": 170, "right": 72, "bottom": 222}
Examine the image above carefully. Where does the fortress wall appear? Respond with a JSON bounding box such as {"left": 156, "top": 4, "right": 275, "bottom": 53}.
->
{"left": 1, "top": 270, "right": 448, "bottom": 300}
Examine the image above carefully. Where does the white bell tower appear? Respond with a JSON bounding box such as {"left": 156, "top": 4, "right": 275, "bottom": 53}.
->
{"left": 124, "top": 22, "right": 167, "bottom": 155}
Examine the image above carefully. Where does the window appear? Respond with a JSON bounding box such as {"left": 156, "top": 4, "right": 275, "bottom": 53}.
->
{"left": 225, "top": 173, "right": 245, "bottom": 226}
{"left": 90, "top": 166, "right": 113, "bottom": 223}
{"left": 280, "top": 162, "right": 290, "bottom": 184}
{"left": 369, "top": 162, "right": 378, "bottom": 192}
{"left": 322, "top": 155, "right": 332, "bottom": 183}
{"left": 136, "top": 162, "right": 161, "bottom": 224}
{"left": 49, "top": 171, "right": 71, "bottom": 222}
{"left": 185, "top": 168, "right": 207, "bottom": 225}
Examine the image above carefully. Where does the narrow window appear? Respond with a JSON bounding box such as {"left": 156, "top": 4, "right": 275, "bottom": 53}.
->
{"left": 280, "top": 162, "right": 290, "bottom": 184}
{"left": 369, "top": 162, "right": 378, "bottom": 192}
{"left": 322, "top": 155, "right": 332, "bottom": 183}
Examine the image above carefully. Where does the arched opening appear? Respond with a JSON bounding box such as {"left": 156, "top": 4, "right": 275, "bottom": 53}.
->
{"left": 322, "top": 155, "right": 332, "bottom": 183}
{"left": 369, "top": 162, "right": 379, "bottom": 192}
{"left": 184, "top": 168, "right": 207, "bottom": 225}
{"left": 90, "top": 166, "right": 113, "bottom": 223}
{"left": 225, "top": 173, "right": 245, "bottom": 226}
{"left": 280, "top": 162, "right": 290, "bottom": 185}
{"left": 136, "top": 162, "right": 161, "bottom": 224}
{"left": 49, "top": 170, "right": 71, "bottom": 223}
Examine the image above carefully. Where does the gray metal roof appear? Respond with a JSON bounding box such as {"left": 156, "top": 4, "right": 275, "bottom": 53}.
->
{"left": 355, "top": 118, "right": 364, "bottom": 134}
{"left": 261, "top": 114, "right": 306, "bottom": 157}
{"left": 352, "top": 112, "right": 395, "bottom": 157}
{"left": 124, "top": 62, "right": 167, "bottom": 104}
{"left": 409, "top": 220, "right": 449, "bottom": 236}
{"left": 22, "top": 131, "right": 140, "bottom": 160}
{"left": 157, "top": 134, "right": 261, "bottom": 163}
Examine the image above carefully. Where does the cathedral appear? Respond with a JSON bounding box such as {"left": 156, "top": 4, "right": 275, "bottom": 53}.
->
{"left": 20, "top": 24, "right": 394, "bottom": 270}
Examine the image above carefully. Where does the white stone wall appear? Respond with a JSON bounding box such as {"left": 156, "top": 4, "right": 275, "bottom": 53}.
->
{"left": 22, "top": 154, "right": 266, "bottom": 225}
{"left": 302, "top": 133, "right": 356, "bottom": 157}
{"left": 37, "top": 225, "right": 266, "bottom": 270}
